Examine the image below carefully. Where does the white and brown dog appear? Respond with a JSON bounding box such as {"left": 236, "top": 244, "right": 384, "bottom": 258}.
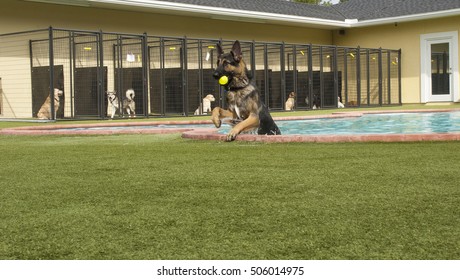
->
{"left": 285, "top": 92, "right": 295, "bottom": 111}
{"left": 37, "top": 88, "right": 63, "bottom": 120}
{"left": 194, "top": 94, "right": 215, "bottom": 115}
{"left": 107, "top": 89, "right": 136, "bottom": 118}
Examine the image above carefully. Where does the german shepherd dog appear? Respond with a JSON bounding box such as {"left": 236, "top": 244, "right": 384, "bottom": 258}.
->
{"left": 212, "top": 40, "right": 281, "bottom": 141}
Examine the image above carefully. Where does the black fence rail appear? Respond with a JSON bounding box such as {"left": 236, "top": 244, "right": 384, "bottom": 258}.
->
{"left": 0, "top": 27, "right": 401, "bottom": 120}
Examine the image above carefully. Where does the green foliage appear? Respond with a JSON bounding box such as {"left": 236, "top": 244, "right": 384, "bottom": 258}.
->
{"left": 0, "top": 133, "right": 459, "bottom": 259}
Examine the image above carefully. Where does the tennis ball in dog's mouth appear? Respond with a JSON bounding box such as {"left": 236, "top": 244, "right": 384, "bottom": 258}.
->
{"left": 218, "top": 75, "right": 229, "bottom": 85}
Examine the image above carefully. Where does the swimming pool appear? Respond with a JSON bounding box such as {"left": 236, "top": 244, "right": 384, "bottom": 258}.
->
{"left": 44, "top": 111, "right": 460, "bottom": 135}
{"left": 3, "top": 109, "right": 460, "bottom": 142}
{"left": 259, "top": 111, "right": 460, "bottom": 135}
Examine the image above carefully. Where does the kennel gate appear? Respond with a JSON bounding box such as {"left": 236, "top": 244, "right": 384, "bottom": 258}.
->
{"left": 110, "top": 33, "right": 147, "bottom": 117}
{"left": 148, "top": 37, "right": 187, "bottom": 116}
{"left": 186, "top": 39, "right": 221, "bottom": 115}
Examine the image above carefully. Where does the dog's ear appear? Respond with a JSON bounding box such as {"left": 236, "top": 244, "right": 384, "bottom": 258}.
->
{"left": 216, "top": 42, "right": 224, "bottom": 57}
{"left": 231, "top": 40, "right": 242, "bottom": 62}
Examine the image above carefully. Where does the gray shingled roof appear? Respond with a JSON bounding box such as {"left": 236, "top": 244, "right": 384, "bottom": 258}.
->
{"left": 156, "top": 0, "right": 460, "bottom": 22}
{"left": 335, "top": 0, "right": 460, "bottom": 21}
{"left": 162, "top": 0, "right": 345, "bottom": 21}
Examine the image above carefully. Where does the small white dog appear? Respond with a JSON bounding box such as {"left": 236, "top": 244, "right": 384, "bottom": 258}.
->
{"left": 338, "top": 96, "right": 345, "bottom": 108}
{"left": 194, "top": 94, "right": 215, "bottom": 115}
{"left": 37, "top": 88, "right": 63, "bottom": 120}
{"left": 285, "top": 92, "right": 295, "bottom": 111}
{"left": 107, "top": 89, "right": 136, "bottom": 119}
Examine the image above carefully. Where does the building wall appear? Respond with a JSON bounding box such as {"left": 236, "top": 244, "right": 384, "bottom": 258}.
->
{"left": 333, "top": 15, "right": 460, "bottom": 103}
{"left": 0, "top": 0, "right": 333, "bottom": 44}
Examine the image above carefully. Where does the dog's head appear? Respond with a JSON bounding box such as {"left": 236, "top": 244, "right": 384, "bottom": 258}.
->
{"left": 53, "top": 88, "right": 63, "bottom": 101}
{"left": 204, "top": 94, "right": 215, "bottom": 102}
{"left": 288, "top": 92, "right": 295, "bottom": 99}
{"left": 106, "top": 91, "right": 117, "bottom": 102}
{"left": 213, "top": 40, "right": 250, "bottom": 88}
{"left": 54, "top": 88, "right": 63, "bottom": 97}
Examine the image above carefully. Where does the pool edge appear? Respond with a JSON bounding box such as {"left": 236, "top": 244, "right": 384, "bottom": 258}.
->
{"left": 2, "top": 109, "right": 460, "bottom": 143}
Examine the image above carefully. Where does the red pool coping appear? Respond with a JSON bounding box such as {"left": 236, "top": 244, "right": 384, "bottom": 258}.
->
{"left": 2, "top": 109, "right": 460, "bottom": 143}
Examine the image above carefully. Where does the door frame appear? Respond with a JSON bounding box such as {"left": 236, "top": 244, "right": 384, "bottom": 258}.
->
{"left": 420, "top": 31, "right": 459, "bottom": 103}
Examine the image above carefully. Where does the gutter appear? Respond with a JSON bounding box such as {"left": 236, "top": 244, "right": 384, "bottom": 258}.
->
{"left": 88, "top": 0, "right": 350, "bottom": 28}
{"left": 22, "top": 0, "right": 460, "bottom": 29}
{"left": 351, "top": 8, "right": 460, "bottom": 27}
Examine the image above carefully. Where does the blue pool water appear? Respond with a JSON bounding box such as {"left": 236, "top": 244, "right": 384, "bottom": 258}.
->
{"left": 57, "top": 111, "right": 460, "bottom": 135}
{"left": 219, "top": 111, "right": 460, "bottom": 135}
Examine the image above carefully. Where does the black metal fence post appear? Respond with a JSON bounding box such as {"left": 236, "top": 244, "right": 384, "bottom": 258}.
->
{"left": 263, "top": 43, "right": 269, "bottom": 106}
{"left": 183, "top": 36, "right": 188, "bottom": 116}
{"left": 98, "top": 30, "right": 105, "bottom": 119}
{"left": 160, "top": 37, "right": 165, "bottom": 116}
{"left": 398, "top": 49, "right": 402, "bottom": 105}
{"left": 292, "top": 44, "right": 298, "bottom": 108}
{"left": 48, "top": 26, "right": 55, "bottom": 120}
{"left": 387, "top": 50, "right": 391, "bottom": 105}
{"left": 333, "top": 45, "right": 338, "bottom": 108}
{"left": 142, "top": 32, "right": 149, "bottom": 117}
{"left": 344, "top": 48, "right": 348, "bottom": 106}
{"left": 281, "top": 42, "right": 286, "bottom": 109}
{"left": 366, "top": 48, "right": 370, "bottom": 106}
{"left": 308, "top": 43, "right": 313, "bottom": 110}
{"left": 378, "top": 48, "right": 383, "bottom": 106}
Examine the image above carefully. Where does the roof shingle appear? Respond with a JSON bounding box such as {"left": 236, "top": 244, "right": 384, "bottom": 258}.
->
{"left": 334, "top": 0, "right": 460, "bottom": 21}
{"left": 155, "top": 0, "right": 460, "bottom": 22}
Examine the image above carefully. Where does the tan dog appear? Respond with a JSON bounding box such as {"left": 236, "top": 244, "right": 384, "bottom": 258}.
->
{"left": 211, "top": 40, "right": 280, "bottom": 141}
{"left": 348, "top": 100, "right": 358, "bottom": 106}
{"left": 194, "top": 94, "right": 215, "bottom": 115}
{"left": 285, "top": 92, "right": 295, "bottom": 110}
{"left": 37, "top": 88, "right": 63, "bottom": 120}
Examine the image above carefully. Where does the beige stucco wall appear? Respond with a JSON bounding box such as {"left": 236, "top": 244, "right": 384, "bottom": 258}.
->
{"left": 0, "top": 0, "right": 332, "bottom": 44}
{"left": 333, "top": 15, "right": 460, "bottom": 104}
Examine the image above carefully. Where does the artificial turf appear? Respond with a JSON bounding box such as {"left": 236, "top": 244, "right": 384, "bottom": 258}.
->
{"left": 0, "top": 132, "right": 459, "bottom": 260}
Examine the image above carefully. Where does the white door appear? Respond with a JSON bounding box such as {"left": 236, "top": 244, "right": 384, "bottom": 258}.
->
{"left": 420, "top": 31, "right": 459, "bottom": 103}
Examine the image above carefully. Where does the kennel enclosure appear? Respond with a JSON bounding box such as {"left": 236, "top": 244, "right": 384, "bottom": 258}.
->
{"left": 0, "top": 27, "right": 401, "bottom": 120}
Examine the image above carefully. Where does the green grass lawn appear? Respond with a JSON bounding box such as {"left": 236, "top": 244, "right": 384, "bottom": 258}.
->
{"left": 1, "top": 131, "right": 459, "bottom": 259}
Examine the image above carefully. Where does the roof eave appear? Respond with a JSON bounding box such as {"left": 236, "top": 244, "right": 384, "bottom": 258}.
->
{"left": 22, "top": 0, "right": 460, "bottom": 29}
{"left": 352, "top": 8, "right": 460, "bottom": 27}
{"left": 87, "top": 0, "right": 349, "bottom": 28}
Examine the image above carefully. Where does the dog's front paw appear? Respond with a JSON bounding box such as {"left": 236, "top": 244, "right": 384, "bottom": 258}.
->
{"left": 211, "top": 108, "right": 222, "bottom": 128}
{"left": 226, "top": 129, "right": 239, "bottom": 141}
{"left": 212, "top": 115, "right": 222, "bottom": 128}
{"left": 226, "top": 133, "right": 236, "bottom": 142}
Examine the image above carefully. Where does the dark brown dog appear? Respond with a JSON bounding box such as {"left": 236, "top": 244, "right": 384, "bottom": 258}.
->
{"left": 211, "top": 40, "right": 281, "bottom": 141}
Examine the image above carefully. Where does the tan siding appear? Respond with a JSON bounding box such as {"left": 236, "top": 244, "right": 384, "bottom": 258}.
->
{"left": 0, "top": 0, "right": 332, "bottom": 45}
{"left": 333, "top": 16, "right": 460, "bottom": 103}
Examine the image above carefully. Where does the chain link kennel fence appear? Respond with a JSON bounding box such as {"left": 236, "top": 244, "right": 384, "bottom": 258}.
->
{"left": 0, "top": 27, "right": 401, "bottom": 120}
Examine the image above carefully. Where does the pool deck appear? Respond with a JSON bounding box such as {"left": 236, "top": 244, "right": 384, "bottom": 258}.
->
{"left": 2, "top": 108, "right": 460, "bottom": 143}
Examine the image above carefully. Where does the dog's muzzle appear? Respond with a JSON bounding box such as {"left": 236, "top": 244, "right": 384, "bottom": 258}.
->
{"left": 212, "top": 71, "right": 221, "bottom": 80}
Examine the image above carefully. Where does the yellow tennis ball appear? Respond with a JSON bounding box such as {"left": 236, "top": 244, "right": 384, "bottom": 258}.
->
{"left": 218, "top": 75, "right": 229, "bottom": 85}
